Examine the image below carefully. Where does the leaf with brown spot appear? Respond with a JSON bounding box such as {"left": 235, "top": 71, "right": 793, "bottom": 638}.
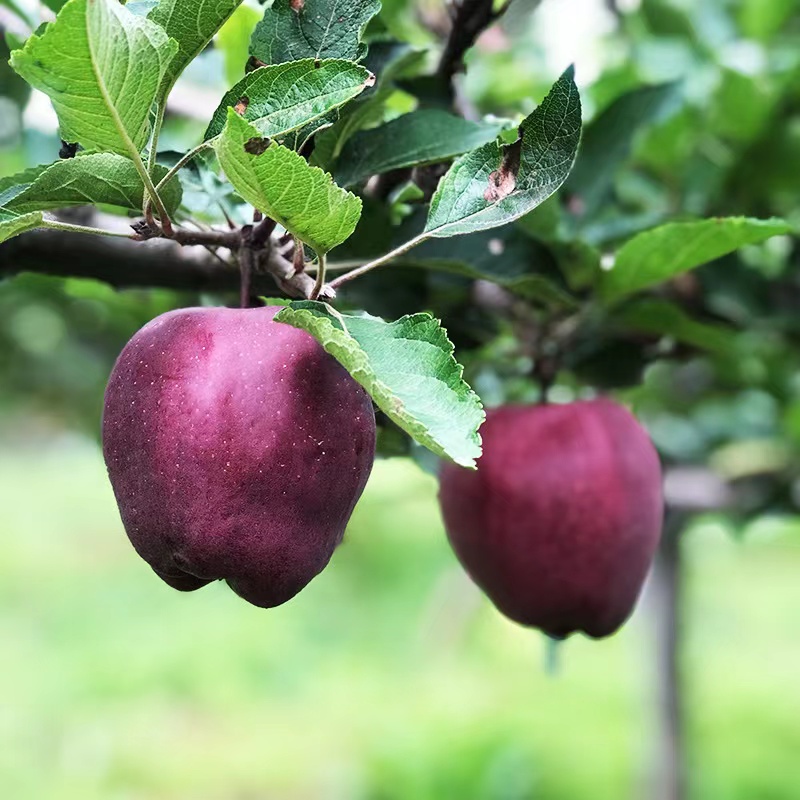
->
{"left": 425, "top": 67, "right": 582, "bottom": 239}
{"left": 245, "top": 136, "right": 270, "bottom": 155}
{"left": 484, "top": 138, "right": 522, "bottom": 202}
{"left": 216, "top": 109, "right": 361, "bottom": 254}
{"left": 204, "top": 59, "right": 373, "bottom": 141}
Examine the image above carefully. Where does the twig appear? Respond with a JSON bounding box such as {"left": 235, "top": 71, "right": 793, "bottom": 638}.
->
{"left": 292, "top": 239, "right": 305, "bottom": 273}
{"left": 311, "top": 252, "right": 326, "bottom": 300}
{"left": 604, "top": 0, "right": 623, "bottom": 21}
{"left": 251, "top": 215, "right": 277, "bottom": 248}
{"left": 328, "top": 234, "right": 428, "bottom": 290}
{"left": 239, "top": 225, "right": 255, "bottom": 309}
{"left": 307, "top": 259, "right": 366, "bottom": 273}
{"left": 202, "top": 244, "right": 235, "bottom": 269}
{"left": 41, "top": 218, "right": 136, "bottom": 239}
{"left": 144, "top": 140, "right": 214, "bottom": 223}
{"left": 437, "top": 0, "right": 510, "bottom": 91}
{"left": 170, "top": 227, "right": 241, "bottom": 249}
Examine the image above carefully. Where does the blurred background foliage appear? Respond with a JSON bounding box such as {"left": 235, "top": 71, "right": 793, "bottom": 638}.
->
{"left": 1, "top": 0, "right": 800, "bottom": 798}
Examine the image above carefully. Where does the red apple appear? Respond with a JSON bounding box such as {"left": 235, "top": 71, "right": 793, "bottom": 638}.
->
{"left": 438, "top": 399, "right": 663, "bottom": 638}
{"left": 103, "top": 306, "right": 375, "bottom": 608}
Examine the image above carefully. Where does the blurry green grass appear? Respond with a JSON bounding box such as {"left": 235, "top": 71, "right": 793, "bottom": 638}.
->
{"left": 0, "top": 442, "right": 799, "bottom": 800}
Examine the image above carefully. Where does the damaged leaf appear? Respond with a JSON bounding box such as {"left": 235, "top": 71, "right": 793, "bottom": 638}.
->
{"left": 424, "top": 67, "right": 582, "bottom": 239}
{"left": 484, "top": 138, "right": 522, "bottom": 202}
{"left": 215, "top": 108, "right": 361, "bottom": 254}
{"left": 204, "top": 59, "right": 373, "bottom": 141}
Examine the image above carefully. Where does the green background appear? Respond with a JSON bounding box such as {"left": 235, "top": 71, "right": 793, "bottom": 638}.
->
{"left": 1, "top": 448, "right": 799, "bottom": 799}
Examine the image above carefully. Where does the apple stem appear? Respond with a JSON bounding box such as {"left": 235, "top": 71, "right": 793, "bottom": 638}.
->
{"left": 239, "top": 226, "right": 255, "bottom": 308}
{"left": 311, "top": 253, "right": 327, "bottom": 301}
{"left": 544, "top": 635, "right": 562, "bottom": 676}
{"left": 293, "top": 239, "right": 306, "bottom": 274}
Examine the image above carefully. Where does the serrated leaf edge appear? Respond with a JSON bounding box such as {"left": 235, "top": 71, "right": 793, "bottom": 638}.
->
{"left": 275, "top": 305, "right": 484, "bottom": 468}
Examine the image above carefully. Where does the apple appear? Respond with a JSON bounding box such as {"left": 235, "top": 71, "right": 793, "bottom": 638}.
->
{"left": 102, "top": 305, "right": 376, "bottom": 608}
{"left": 438, "top": 399, "right": 663, "bottom": 638}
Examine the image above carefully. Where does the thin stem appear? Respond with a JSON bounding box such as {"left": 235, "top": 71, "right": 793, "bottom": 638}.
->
{"left": 158, "top": 141, "right": 214, "bottom": 194}
{"left": 239, "top": 248, "right": 254, "bottom": 308}
{"left": 328, "top": 233, "right": 429, "bottom": 290}
{"left": 147, "top": 102, "right": 166, "bottom": 176}
{"left": 135, "top": 149, "right": 174, "bottom": 237}
{"left": 293, "top": 239, "right": 305, "bottom": 274}
{"left": 41, "top": 218, "right": 135, "bottom": 239}
{"left": 310, "top": 259, "right": 370, "bottom": 272}
{"left": 544, "top": 636, "right": 562, "bottom": 676}
{"left": 311, "top": 252, "right": 327, "bottom": 300}
{"left": 144, "top": 140, "right": 215, "bottom": 221}
{"left": 202, "top": 244, "right": 234, "bottom": 269}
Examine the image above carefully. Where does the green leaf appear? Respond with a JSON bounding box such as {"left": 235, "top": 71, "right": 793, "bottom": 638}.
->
{"left": 618, "top": 299, "right": 734, "bottom": 353}
{"left": 312, "top": 41, "right": 430, "bottom": 167}
{"left": 159, "top": 150, "right": 242, "bottom": 225}
{"left": 274, "top": 301, "right": 484, "bottom": 467}
{"left": 0, "top": 154, "right": 183, "bottom": 215}
{"left": 334, "top": 110, "right": 505, "bottom": 187}
{"left": 566, "top": 82, "right": 678, "bottom": 215}
{"left": 601, "top": 217, "right": 793, "bottom": 302}
{"left": 216, "top": 3, "right": 262, "bottom": 86}
{"left": 215, "top": 109, "right": 361, "bottom": 254}
{"left": 394, "top": 225, "right": 578, "bottom": 310}
{"left": 10, "top": 0, "right": 178, "bottom": 156}
{"left": 0, "top": 209, "right": 44, "bottom": 244}
{"left": 424, "top": 67, "right": 582, "bottom": 239}
{"left": 280, "top": 110, "right": 340, "bottom": 153}
{"left": 148, "top": 0, "right": 243, "bottom": 101}
{"left": 517, "top": 199, "right": 603, "bottom": 289}
{"left": 250, "top": 0, "right": 381, "bottom": 65}
{"left": 204, "top": 59, "right": 374, "bottom": 141}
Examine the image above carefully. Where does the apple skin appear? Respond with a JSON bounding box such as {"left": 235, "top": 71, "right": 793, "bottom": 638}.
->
{"left": 438, "top": 399, "right": 663, "bottom": 639}
{"left": 102, "top": 306, "right": 376, "bottom": 608}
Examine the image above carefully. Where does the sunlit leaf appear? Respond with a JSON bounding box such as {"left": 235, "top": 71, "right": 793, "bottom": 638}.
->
{"left": 215, "top": 109, "right": 361, "bottom": 253}
{"left": 10, "top": 0, "right": 178, "bottom": 155}
{"left": 275, "top": 301, "right": 484, "bottom": 467}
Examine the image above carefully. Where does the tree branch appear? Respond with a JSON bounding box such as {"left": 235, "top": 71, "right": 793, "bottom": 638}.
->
{"left": 0, "top": 227, "right": 259, "bottom": 292}
{"left": 0, "top": 210, "right": 334, "bottom": 299}
{"left": 0, "top": 227, "right": 321, "bottom": 298}
{"left": 436, "top": 0, "right": 505, "bottom": 90}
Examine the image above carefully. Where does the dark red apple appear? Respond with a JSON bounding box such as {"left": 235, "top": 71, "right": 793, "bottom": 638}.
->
{"left": 438, "top": 399, "right": 663, "bottom": 638}
{"left": 102, "top": 306, "right": 375, "bottom": 608}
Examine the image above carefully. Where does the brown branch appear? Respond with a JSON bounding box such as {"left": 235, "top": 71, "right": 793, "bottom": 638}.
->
{"left": 436, "top": 0, "right": 507, "bottom": 91}
{"left": 0, "top": 225, "right": 331, "bottom": 299}
{"left": 258, "top": 247, "right": 335, "bottom": 301}
{"left": 172, "top": 227, "right": 240, "bottom": 249}
{"left": 251, "top": 215, "right": 277, "bottom": 248}
{"left": 0, "top": 227, "right": 261, "bottom": 292}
